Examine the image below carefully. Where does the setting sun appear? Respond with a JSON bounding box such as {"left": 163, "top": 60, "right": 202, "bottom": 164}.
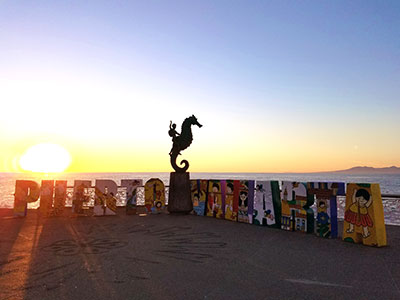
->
{"left": 19, "top": 143, "right": 72, "bottom": 173}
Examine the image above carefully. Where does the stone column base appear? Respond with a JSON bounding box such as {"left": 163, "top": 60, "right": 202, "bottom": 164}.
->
{"left": 168, "top": 172, "right": 192, "bottom": 214}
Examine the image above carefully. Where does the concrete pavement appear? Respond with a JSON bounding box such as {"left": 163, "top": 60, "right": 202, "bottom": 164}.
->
{"left": 0, "top": 208, "right": 399, "bottom": 300}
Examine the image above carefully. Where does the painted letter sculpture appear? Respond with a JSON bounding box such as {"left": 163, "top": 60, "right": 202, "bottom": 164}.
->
{"left": 307, "top": 182, "right": 345, "bottom": 238}
{"left": 190, "top": 179, "right": 208, "bottom": 216}
{"left": 144, "top": 178, "right": 166, "bottom": 214}
{"left": 14, "top": 180, "right": 40, "bottom": 217}
{"left": 280, "top": 181, "right": 314, "bottom": 233}
{"left": 343, "top": 183, "right": 387, "bottom": 247}
{"left": 169, "top": 115, "right": 202, "bottom": 173}
{"left": 253, "top": 181, "right": 281, "bottom": 228}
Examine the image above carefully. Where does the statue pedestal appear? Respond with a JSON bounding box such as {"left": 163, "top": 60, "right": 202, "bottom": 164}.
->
{"left": 168, "top": 172, "right": 192, "bottom": 214}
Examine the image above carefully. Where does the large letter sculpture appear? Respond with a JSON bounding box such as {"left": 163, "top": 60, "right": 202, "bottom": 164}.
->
{"left": 122, "top": 179, "right": 143, "bottom": 215}
{"left": 206, "top": 180, "right": 225, "bottom": 218}
{"left": 343, "top": 183, "right": 387, "bottom": 247}
{"left": 72, "top": 180, "right": 91, "bottom": 214}
{"left": 281, "top": 181, "right": 314, "bottom": 233}
{"left": 40, "top": 180, "right": 55, "bottom": 216}
{"left": 307, "top": 182, "right": 345, "bottom": 238}
{"left": 94, "top": 180, "right": 118, "bottom": 216}
{"left": 190, "top": 180, "right": 208, "bottom": 216}
{"left": 144, "top": 178, "right": 166, "bottom": 214}
{"left": 54, "top": 181, "right": 67, "bottom": 216}
{"left": 224, "top": 180, "right": 240, "bottom": 222}
{"left": 237, "top": 180, "right": 255, "bottom": 224}
{"left": 14, "top": 180, "right": 40, "bottom": 216}
{"left": 253, "top": 181, "right": 281, "bottom": 228}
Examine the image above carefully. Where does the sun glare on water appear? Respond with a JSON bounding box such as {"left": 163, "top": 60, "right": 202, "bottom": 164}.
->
{"left": 19, "top": 143, "right": 72, "bottom": 173}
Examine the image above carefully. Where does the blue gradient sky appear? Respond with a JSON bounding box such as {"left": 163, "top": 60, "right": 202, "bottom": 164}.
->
{"left": 1, "top": 1, "right": 399, "bottom": 172}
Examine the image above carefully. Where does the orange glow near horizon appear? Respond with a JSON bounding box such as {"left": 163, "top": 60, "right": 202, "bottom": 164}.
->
{"left": 1, "top": 129, "right": 398, "bottom": 174}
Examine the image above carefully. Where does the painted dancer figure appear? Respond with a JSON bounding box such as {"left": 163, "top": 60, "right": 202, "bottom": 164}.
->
{"left": 344, "top": 188, "right": 373, "bottom": 238}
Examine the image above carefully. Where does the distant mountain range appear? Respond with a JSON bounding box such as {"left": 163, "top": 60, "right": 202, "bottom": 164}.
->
{"left": 330, "top": 166, "right": 400, "bottom": 174}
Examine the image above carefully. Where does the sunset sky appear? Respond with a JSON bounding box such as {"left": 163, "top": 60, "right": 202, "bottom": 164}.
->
{"left": 1, "top": 1, "right": 399, "bottom": 173}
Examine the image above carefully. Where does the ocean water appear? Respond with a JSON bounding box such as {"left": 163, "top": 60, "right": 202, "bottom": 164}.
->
{"left": 1, "top": 172, "right": 399, "bottom": 225}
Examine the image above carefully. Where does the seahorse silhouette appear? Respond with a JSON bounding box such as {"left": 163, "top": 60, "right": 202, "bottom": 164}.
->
{"left": 169, "top": 115, "right": 202, "bottom": 173}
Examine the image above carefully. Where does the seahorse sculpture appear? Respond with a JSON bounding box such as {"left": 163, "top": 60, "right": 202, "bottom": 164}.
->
{"left": 169, "top": 115, "right": 202, "bottom": 173}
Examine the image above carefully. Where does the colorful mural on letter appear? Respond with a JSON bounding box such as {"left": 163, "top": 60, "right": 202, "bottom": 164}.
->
{"left": 253, "top": 181, "right": 281, "bottom": 228}
{"left": 224, "top": 180, "right": 239, "bottom": 222}
{"left": 122, "top": 179, "right": 143, "bottom": 215}
{"left": 190, "top": 180, "right": 208, "bottom": 216}
{"left": 281, "top": 181, "right": 314, "bottom": 233}
{"left": 54, "top": 181, "right": 67, "bottom": 216}
{"left": 40, "top": 180, "right": 54, "bottom": 217}
{"left": 307, "top": 182, "right": 345, "bottom": 238}
{"left": 94, "top": 180, "right": 118, "bottom": 216}
{"left": 144, "top": 178, "right": 166, "bottom": 214}
{"left": 343, "top": 183, "right": 387, "bottom": 247}
{"left": 237, "top": 180, "right": 255, "bottom": 224}
{"left": 206, "top": 180, "right": 225, "bottom": 218}
{"left": 73, "top": 180, "right": 91, "bottom": 214}
{"left": 13, "top": 180, "right": 40, "bottom": 217}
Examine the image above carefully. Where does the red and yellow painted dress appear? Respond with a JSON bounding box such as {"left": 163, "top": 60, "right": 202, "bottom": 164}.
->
{"left": 344, "top": 203, "right": 373, "bottom": 228}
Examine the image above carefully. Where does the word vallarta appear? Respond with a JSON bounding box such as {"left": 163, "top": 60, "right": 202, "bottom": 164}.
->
{"left": 13, "top": 179, "right": 143, "bottom": 217}
{"left": 190, "top": 180, "right": 387, "bottom": 247}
